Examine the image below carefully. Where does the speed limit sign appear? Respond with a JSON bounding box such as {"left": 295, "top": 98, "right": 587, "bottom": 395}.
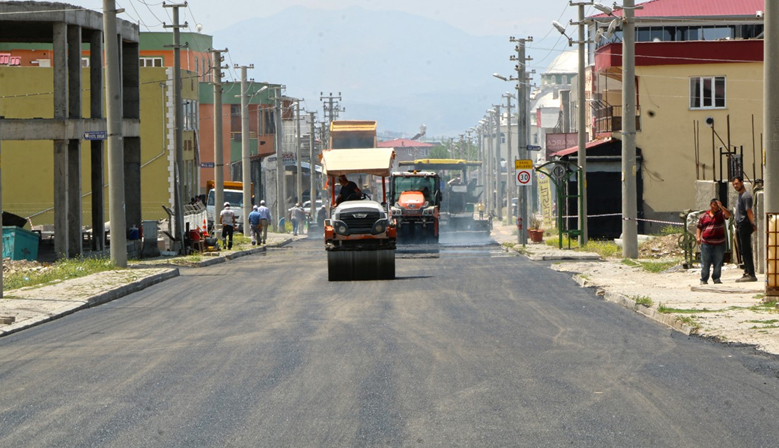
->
{"left": 516, "top": 169, "right": 533, "bottom": 186}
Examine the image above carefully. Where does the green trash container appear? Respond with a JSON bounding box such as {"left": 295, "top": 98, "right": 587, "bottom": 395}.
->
{"left": 3, "top": 226, "right": 40, "bottom": 261}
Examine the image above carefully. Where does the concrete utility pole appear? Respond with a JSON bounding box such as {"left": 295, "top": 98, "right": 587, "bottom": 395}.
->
{"left": 273, "top": 87, "right": 283, "bottom": 230}
{"left": 764, "top": 0, "right": 778, "bottom": 295}
{"left": 486, "top": 111, "right": 495, "bottom": 216}
{"left": 309, "top": 111, "right": 317, "bottom": 211}
{"left": 236, "top": 63, "right": 253, "bottom": 233}
{"left": 493, "top": 104, "right": 503, "bottom": 221}
{"left": 510, "top": 36, "right": 533, "bottom": 246}
{"left": 622, "top": 0, "right": 638, "bottom": 258}
{"left": 574, "top": 1, "right": 591, "bottom": 247}
{"left": 319, "top": 92, "right": 343, "bottom": 148}
{"left": 211, "top": 48, "right": 227, "bottom": 240}
{"left": 296, "top": 100, "right": 303, "bottom": 205}
{"left": 503, "top": 92, "right": 515, "bottom": 234}
{"left": 465, "top": 129, "right": 473, "bottom": 161}
{"left": 104, "top": 0, "right": 127, "bottom": 267}
{"left": 163, "top": 2, "right": 187, "bottom": 252}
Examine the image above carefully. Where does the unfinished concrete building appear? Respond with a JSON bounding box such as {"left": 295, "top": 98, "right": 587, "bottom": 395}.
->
{"left": 0, "top": 1, "right": 141, "bottom": 259}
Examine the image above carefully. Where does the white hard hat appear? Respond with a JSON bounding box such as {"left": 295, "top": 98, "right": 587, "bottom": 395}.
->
{"left": 260, "top": 200, "right": 266, "bottom": 205}
{"left": 224, "top": 202, "right": 230, "bottom": 207}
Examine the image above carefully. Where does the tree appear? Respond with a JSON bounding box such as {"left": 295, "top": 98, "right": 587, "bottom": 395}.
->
{"left": 429, "top": 144, "right": 450, "bottom": 159}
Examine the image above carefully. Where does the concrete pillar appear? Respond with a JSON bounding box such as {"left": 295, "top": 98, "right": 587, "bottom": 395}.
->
{"left": 122, "top": 42, "right": 140, "bottom": 120}
{"left": 124, "top": 137, "right": 142, "bottom": 232}
{"left": 122, "top": 42, "right": 142, "bottom": 235}
{"left": 67, "top": 140, "right": 82, "bottom": 258}
{"left": 67, "top": 25, "right": 83, "bottom": 258}
{"left": 90, "top": 29, "right": 105, "bottom": 251}
{"left": 53, "top": 22, "right": 68, "bottom": 259}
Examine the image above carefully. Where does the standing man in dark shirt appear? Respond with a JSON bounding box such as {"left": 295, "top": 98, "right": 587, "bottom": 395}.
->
{"left": 732, "top": 176, "right": 757, "bottom": 282}
{"left": 335, "top": 175, "right": 361, "bottom": 206}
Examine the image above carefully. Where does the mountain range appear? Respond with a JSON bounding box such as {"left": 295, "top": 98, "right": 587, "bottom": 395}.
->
{"left": 214, "top": 6, "right": 515, "bottom": 138}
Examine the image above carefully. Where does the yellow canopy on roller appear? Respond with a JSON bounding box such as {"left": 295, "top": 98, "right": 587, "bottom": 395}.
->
{"left": 321, "top": 148, "right": 396, "bottom": 177}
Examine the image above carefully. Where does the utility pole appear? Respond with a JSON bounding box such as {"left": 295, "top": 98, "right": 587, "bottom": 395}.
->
{"left": 503, "top": 92, "right": 515, "bottom": 234}
{"left": 309, "top": 111, "right": 317, "bottom": 214}
{"left": 486, "top": 112, "right": 494, "bottom": 216}
{"left": 622, "top": 0, "right": 638, "bottom": 258}
{"left": 163, "top": 2, "right": 187, "bottom": 252}
{"left": 766, "top": 0, "right": 779, "bottom": 295}
{"left": 103, "top": 0, "right": 127, "bottom": 267}
{"left": 211, "top": 48, "right": 227, "bottom": 241}
{"left": 510, "top": 36, "right": 533, "bottom": 246}
{"left": 273, "top": 86, "right": 285, "bottom": 231}
{"left": 492, "top": 105, "right": 503, "bottom": 222}
{"left": 465, "top": 129, "right": 473, "bottom": 161}
{"left": 574, "top": 1, "right": 591, "bottom": 247}
{"left": 296, "top": 100, "right": 303, "bottom": 205}
{"left": 235, "top": 63, "right": 253, "bottom": 233}
{"left": 320, "top": 92, "right": 343, "bottom": 148}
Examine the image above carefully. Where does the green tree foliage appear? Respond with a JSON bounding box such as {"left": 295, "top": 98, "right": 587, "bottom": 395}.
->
{"left": 429, "top": 145, "right": 450, "bottom": 159}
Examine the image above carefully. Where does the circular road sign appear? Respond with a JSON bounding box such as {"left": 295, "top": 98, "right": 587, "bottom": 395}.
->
{"left": 517, "top": 169, "right": 533, "bottom": 186}
{"left": 551, "top": 164, "right": 567, "bottom": 180}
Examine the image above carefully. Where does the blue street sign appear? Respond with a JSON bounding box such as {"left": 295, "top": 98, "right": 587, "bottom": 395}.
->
{"left": 526, "top": 145, "right": 542, "bottom": 151}
{"left": 83, "top": 131, "right": 107, "bottom": 140}
{"left": 200, "top": 162, "right": 215, "bottom": 168}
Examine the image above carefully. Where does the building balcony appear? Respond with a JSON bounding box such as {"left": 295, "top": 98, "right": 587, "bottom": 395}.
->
{"left": 593, "top": 104, "right": 641, "bottom": 135}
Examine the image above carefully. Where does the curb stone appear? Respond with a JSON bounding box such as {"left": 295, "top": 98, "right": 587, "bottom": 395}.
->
{"left": 0, "top": 268, "right": 179, "bottom": 338}
{"left": 571, "top": 273, "right": 697, "bottom": 336}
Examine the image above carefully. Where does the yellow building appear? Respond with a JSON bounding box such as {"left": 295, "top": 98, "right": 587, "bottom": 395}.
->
{"left": 0, "top": 66, "right": 199, "bottom": 227}
{"left": 587, "top": 0, "right": 764, "bottom": 232}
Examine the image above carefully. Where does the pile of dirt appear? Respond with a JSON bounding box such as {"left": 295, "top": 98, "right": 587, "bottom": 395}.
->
{"left": 638, "top": 234, "right": 684, "bottom": 259}
{"left": 2, "top": 259, "right": 50, "bottom": 276}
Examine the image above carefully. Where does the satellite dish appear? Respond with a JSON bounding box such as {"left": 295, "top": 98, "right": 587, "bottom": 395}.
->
{"left": 595, "top": 28, "right": 604, "bottom": 43}
{"left": 606, "top": 19, "right": 619, "bottom": 39}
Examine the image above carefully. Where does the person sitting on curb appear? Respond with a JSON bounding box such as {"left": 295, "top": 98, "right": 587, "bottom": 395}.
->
{"left": 696, "top": 198, "right": 731, "bottom": 285}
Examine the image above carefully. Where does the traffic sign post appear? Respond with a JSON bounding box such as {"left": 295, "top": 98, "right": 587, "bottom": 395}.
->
{"left": 515, "top": 159, "right": 533, "bottom": 170}
{"left": 516, "top": 169, "right": 533, "bottom": 186}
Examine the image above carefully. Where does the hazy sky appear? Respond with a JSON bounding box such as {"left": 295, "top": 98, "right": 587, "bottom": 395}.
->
{"left": 47, "top": 0, "right": 590, "bottom": 86}
{"left": 51, "top": 0, "right": 584, "bottom": 45}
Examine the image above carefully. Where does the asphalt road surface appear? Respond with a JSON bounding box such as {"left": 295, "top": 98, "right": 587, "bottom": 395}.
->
{"left": 2, "top": 238, "right": 779, "bottom": 447}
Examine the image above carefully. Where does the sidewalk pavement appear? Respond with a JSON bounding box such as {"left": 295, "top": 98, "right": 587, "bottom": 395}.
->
{"left": 0, "top": 231, "right": 301, "bottom": 337}
{"left": 492, "top": 223, "right": 779, "bottom": 356}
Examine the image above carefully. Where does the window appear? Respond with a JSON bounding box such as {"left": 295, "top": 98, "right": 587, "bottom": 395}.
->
{"left": 183, "top": 100, "right": 199, "bottom": 131}
{"left": 690, "top": 76, "right": 726, "bottom": 109}
{"left": 140, "top": 57, "right": 163, "bottom": 67}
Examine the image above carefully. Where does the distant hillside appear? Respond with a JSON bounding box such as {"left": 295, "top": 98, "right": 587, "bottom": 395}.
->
{"left": 214, "top": 6, "right": 512, "bottom": 137}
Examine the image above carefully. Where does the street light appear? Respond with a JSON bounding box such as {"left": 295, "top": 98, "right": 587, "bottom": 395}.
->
{"left": 493, "top": 73, "right": 508, "bottom": 82}
{"left": 592, "top": 2, "right": 613, "bottom": 15}
{"left": 552, "top": 20, "right": 569, "bottom": 38}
